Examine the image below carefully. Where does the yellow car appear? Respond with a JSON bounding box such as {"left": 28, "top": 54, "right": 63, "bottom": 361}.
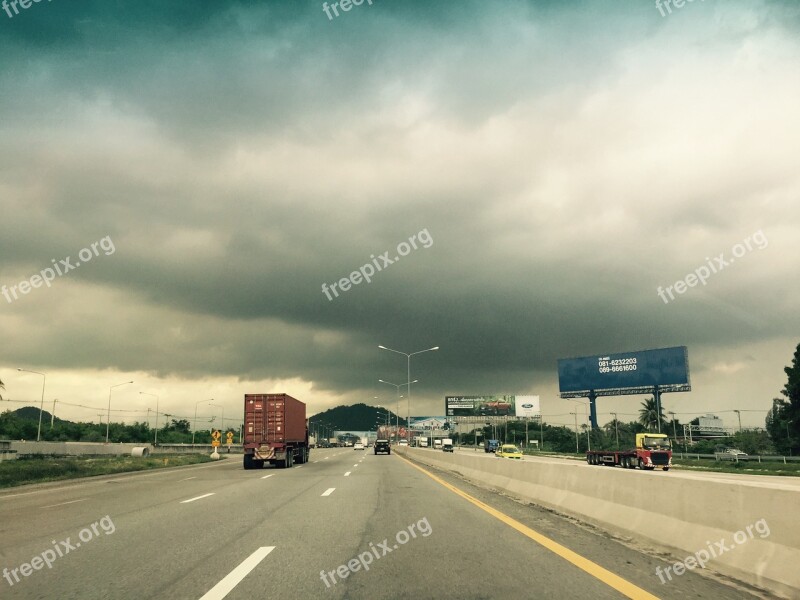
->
{"left": 496, "top": 444, "right": 523, "bottom": 459}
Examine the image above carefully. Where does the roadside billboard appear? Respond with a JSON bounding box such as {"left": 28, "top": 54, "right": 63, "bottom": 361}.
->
{"left": 515, "top": 395, "right": 540, "bottom": 418}
{"left": 557, "top": 346, "right": 689, "bottom": 393}
{"left": 408, "top": 417, "right": 448, "bottom": 430}
{"left": 445, "top": 395, "right": 518, "bottom": 417}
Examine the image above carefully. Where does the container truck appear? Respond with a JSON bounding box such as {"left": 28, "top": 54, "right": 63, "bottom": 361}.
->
{"left": 586, "top": 433, "right": 672, "bottom": 471}
{"left": 243, "top": 393, "right": 310, "bottom": 469}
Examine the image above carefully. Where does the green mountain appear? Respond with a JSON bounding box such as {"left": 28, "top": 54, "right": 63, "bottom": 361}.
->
{"left": 309, "top": 403, "right": 406, "bottom": 433}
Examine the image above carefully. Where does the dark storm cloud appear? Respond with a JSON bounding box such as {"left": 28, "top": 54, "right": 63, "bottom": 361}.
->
{"left": 1, "top": 0, "right": 799, "bottom": 421}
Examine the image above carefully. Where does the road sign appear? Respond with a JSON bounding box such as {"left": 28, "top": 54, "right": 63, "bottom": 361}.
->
{"left": 211, "top": 440, "right": 220, "bottom": 447}
{"left": 212, "top": 430, "right": 221, "bottom": 441}
{"left": 226, "top": 431, "right": 234, "bottom": 442}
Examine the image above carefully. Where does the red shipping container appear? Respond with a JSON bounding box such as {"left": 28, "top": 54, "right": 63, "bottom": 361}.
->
{"left": 244, "top": 394, "right": 306, "bottom": 446}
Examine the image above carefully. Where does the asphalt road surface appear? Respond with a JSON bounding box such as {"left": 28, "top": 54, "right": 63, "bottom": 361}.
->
{"left": 0, "top": 449, "right": 776, "bottom": 599}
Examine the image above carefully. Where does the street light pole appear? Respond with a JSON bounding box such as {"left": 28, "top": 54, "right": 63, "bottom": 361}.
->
{"left": 570, "top": 411, "right": 579, "bottom": 453}
{"left": 106, "top": 380, "right": 134, "bottom": 443}
{"left": 379, "top": 379, "right": 417, "bottom": 443}
{"left": 140, "top": 392, "right": 160, "bottom": 446}
{"left": 17, "top": 368, "right": 46, "bottom": 442}
{"left": 733, "top": 410, "right": 742, "bottom": 433}
{"left": 379, "top": 345, "right": 438, "bottom": 441}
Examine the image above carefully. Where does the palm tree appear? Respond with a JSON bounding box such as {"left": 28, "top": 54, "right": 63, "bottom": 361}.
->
{"left": 639, "top": 396, "right": 666, "bottom": 432}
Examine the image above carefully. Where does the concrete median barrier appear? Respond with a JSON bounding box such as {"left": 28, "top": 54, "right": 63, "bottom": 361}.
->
{"left": 397, "top": 447, "right": 799, "bottom": 598}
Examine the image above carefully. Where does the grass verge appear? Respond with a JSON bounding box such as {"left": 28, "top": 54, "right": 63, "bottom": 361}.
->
{"left": 671, "top": 458, "right": 800, "bottom": 476}
{"left": 0, "top": 454, "right": 221, "bottom": 489}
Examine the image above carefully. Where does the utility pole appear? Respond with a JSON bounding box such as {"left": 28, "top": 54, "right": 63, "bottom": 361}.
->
{"left": 51, "top": 399, "right": 57, "bottom": 429}
{"left": 611, "top": 412, "right": 619, "bottom": 450}
{"left": 733, "top": 410, "right": 742, "bottom": 433}
{"left": 571, "top": 411, "right": 579, "bottom": 453}
{"left": 668, "top": 411, "right": 678, "bottom": 443}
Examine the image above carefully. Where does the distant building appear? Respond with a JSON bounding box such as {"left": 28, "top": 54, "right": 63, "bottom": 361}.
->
{"left": 697, "top": 414, "right": 726, "bottom": 435}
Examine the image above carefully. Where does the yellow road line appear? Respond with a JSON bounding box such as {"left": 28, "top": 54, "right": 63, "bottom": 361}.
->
{"left": 396, "top": 453, "right": 661, "bottom": 600}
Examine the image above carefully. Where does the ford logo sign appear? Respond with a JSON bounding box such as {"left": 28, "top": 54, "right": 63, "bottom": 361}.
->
{"left": 521, "top": 403, "right": 533, "bottom": 408}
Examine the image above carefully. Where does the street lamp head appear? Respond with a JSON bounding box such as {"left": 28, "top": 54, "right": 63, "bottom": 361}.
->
{"left": 378, "top": 345, "right": 387, "bottom": 349}
{"left": 430, "top": 347, "right": 439, "bottom": 351}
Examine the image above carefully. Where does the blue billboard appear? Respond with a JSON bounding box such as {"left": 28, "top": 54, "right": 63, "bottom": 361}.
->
{"left": 557, "top": 346, "right": 689, "bottom": 393}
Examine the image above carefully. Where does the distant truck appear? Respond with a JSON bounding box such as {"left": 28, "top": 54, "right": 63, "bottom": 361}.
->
{"left": 309, "top": 435, "right": 317, "bottom": 448}
{"left": 433, "top": 439, "right": 443, "bottom": 449}
{"left": 484, "top": 439, "right": 500, "bottom": 453}
{"left": 328, "top": 438, "right": 338, "bottom": 447}
{"left": 243, "top": 394, "right": 310, "bottom": 469}
{"left": 586, "top": 433, "right": 672, "bottom": 471}
{"left": 442, "top": 438, "right": 453, "bottom": 452}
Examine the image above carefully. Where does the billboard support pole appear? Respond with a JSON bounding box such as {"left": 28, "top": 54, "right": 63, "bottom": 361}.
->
{"left": 588, "top": 391, "right": 598, "bottom": 429}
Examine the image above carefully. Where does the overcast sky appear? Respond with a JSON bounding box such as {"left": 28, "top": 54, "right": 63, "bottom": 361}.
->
{"left": 1, "top": 0, "right": 798, "bottom": 432}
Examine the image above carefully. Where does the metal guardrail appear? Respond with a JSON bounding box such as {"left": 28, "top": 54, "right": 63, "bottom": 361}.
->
{"left": 674, "top": 452, "right": 800, "bottom": 463}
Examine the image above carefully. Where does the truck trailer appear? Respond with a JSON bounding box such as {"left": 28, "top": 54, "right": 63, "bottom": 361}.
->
{"left": 243, "top": 393, "right": 310, "bottom": 469}
{"left": 586, "top": 433, "right": 672, "bottom": 471}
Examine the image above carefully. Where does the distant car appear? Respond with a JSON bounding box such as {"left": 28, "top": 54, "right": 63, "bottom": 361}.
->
{"left": 478, "top": 401, "right": 512, "bottom": 416}
{"left": 354, "top": 442, "right": 364, "bottom": 450}
{"left": 398, "top": 440, "right": 408, "bottom": 446}
{"left": 374, "top": 439, "right": 390, "bottom": 455}
{"left": 496, "top": 444, "right": 523, "bottom": 459}
{"left": 715, "top": 448, "right": 749, "bottom": 461}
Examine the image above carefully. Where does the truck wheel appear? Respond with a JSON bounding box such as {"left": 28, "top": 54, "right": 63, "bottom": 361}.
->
{"left": 244, "top": 454, "right": 254, "bottom": 470}
{"left": 663, "top": 467, "right": 670, "bottom": 471}
{"left": 286, "top": 451, "right": 293, "bottom": 468}
{"left": 637, "top": 458, "right": 644, "bottom": 470}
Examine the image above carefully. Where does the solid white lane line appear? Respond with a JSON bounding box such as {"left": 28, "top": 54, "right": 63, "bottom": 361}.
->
{"left": 198, "top": 546, "right": 275, "bottom": 600}
{"left": 180, "top": 493, "right": 215, "bottom": 504}
{"left": 41, "top": 498, "right": 86, "bottom": 509}
{"left": 179, "top": 477, "right": 197, "bottom": 482}
{"left": 344, "top": 472, "right": 351, "bottom": 477}
{"left": 321, "top": 488, "right": 336, "bottom": 497}
{"left": 261, "top": 474, "right": 274, "bottom": 480}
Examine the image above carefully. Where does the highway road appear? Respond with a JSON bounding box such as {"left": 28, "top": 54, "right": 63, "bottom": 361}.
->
{"left": 0, "top": 449, "right": 774, "bottom": 599}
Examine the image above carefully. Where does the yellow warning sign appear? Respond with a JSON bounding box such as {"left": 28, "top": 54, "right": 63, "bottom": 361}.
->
{"left": 212, "top": 430, "right": 221, "bottom": 441}
{"left": 211, "top": 440, "right": 221, "bottom": 447}
{"left": 226, "top": 431, "right": 234, "bottom": 443}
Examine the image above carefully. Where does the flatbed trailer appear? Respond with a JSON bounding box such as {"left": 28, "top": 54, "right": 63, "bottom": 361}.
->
{"left": 586, "top": 433, "right": 672, "bottom": 471}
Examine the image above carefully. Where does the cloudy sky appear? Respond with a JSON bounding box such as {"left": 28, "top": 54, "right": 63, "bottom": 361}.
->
{"left": 1, "top": 0, "right": 798, "bottom": 432}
